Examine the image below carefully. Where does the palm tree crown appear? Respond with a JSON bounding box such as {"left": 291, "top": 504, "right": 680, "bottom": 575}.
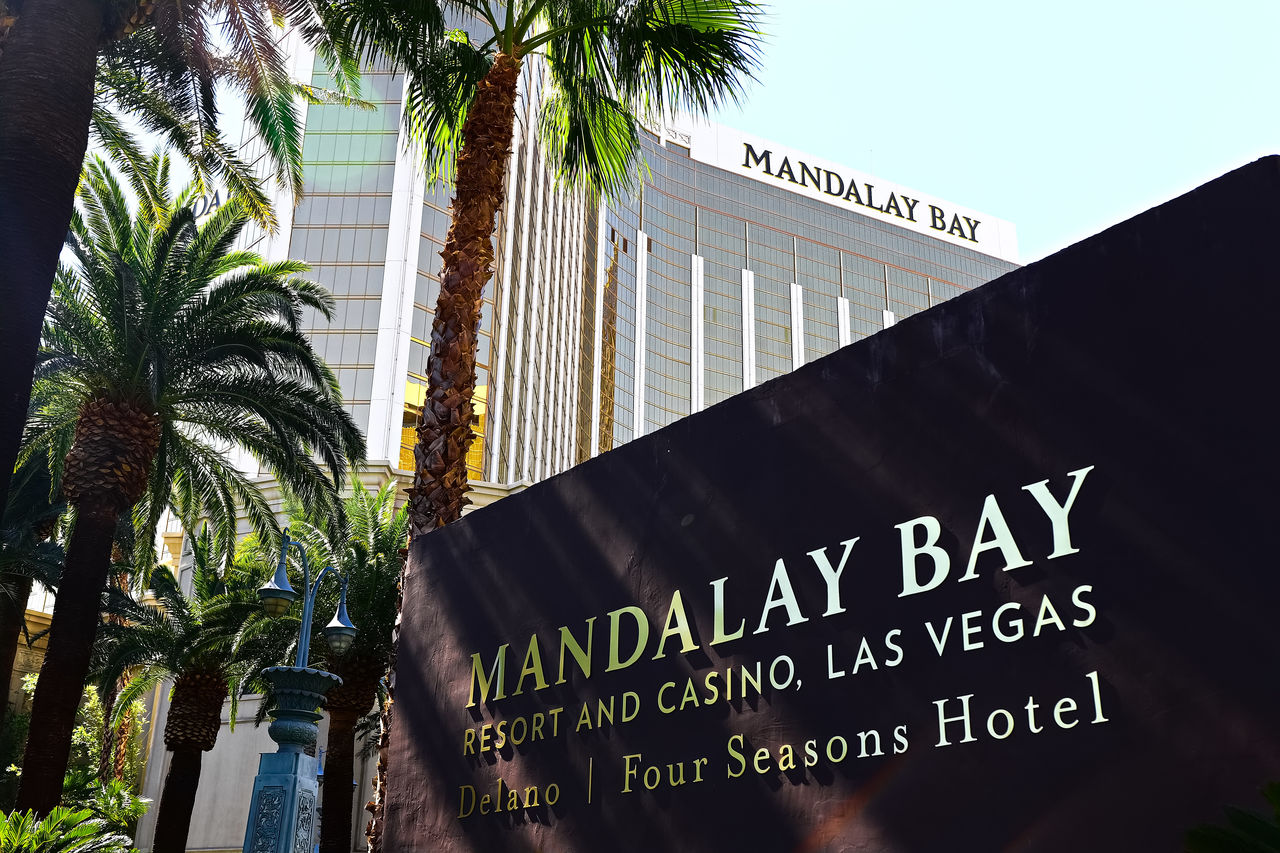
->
{"left": 15, "top": 152, "right": 364, "bottom": 814}
{"left": 234, "top": 481, "right": 407, "bottom": 853}
{"left": 29, "top": 152, "right": 365, "bottom": 552}
{"left": 348, "top": 0, "right": 763, "bottom": 534}
{"left": 96, "top": 528, "right": 270, "bottom": 853}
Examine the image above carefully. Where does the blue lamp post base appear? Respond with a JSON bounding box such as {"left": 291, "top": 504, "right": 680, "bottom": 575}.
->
{"left": 242, "top": 666, "right": 342, "bottom": 853}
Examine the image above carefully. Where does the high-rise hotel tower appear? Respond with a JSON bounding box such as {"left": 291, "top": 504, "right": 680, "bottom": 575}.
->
{"left": 137, "top": 38, "right": 1021, "bottom": 853}
{"left": 241, "top": 44, "right": 1019, "bottom": 492}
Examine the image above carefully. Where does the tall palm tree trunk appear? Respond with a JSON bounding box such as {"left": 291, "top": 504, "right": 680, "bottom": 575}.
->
{"left": 369, "top": 51, "right": 522, "bottom": 853}
{"left": 0, "top": 575, "right": 33, "bottom": 704}
{"left": 15, "top": 508, "right": 117, "bottom": 814}
{"left": 151, "top": 671, "right": 226, "bottom": 853}
{"left": 18, "top": 397, "right": 159, "bottom": 815}
{"left": 0, "top": 0, "right": 102, "bottom": 526}
{"left": 98, "top": 571, "right": 129, "bottom": 781}
{"left": 406, "top": 50, "right": 521, "bottom": 534}
{"left": 152, "top": 748, "right": 204, "bottom": 853}
{"left": 97, "top": 678, "right": 120, "bottom": 781}
{"left": 320, "top": 707, "right": 360, "bottom": 853}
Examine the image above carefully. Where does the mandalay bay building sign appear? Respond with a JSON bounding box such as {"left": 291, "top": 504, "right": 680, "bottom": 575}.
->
{"left": 381, "top": 158, "right": 1280, "bottom": 852}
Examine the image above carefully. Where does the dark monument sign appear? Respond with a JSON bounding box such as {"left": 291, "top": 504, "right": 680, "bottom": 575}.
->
{"left": 384, "top": 158, "right": 1280, "bottom": 851}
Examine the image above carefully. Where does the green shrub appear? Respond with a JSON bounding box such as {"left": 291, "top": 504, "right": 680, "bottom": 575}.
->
{"left": 1187, "top": 783, "right": 1280, "bottom": 852}
{"left": 0, "top": 807, "right": 131, "bottom": 852}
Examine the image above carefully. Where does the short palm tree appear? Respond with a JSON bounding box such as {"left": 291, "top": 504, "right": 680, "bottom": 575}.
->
{"left": 17, "top": 152, "right": 365, "bottom": 814}
{"left": 348, "top": 3, "right": 763, "bottom": 844}
{"left": 96, "top": 529, "right": 265, "bottom": 853}
{"left": 235, "top": 481, "right": 407, "bottom": 853}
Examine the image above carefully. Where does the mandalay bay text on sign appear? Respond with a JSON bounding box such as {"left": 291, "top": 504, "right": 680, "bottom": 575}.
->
{"left": 454, "top": 466, "right": 1109, "bottom": 818}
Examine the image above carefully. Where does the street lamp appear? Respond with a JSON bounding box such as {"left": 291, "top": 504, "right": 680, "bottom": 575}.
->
{"left": 242, "top": 531, "right": 357, "bottom": 853}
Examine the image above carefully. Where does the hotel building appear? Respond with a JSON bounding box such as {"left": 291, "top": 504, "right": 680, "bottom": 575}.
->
{"left": 236, "top": 52, "right": 1019, "bottom": 495}
{"left": 131, "top": 43, "right": 1019, "bottom": 853}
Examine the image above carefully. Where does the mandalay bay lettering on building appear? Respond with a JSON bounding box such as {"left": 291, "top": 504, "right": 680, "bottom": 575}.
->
{"left": 657, "top": 122, "right": 1019, "bottom": 262}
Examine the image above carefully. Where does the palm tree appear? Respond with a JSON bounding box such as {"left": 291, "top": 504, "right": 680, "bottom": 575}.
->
{"left": 291, "top": 482, "right": 406, "bottom": 853}
{"left": 348, "top": 3, "right": 763, "bottom": 844}
{"left": 234, "top": 481, "right": 406, "bottom": 853}
{"left": 0, "top": 456, "right": 65, "bottom": 704}
{"left": 16, "top": 152, "right": 365, "bottom": 814}
{"left": 0, "top": 0, "right": 362, "bottom": 533}
{"left": 95, "top": 529, "right": 266, "bottom": 853}
{"left": 328, "top": 0, "right": 762, "bottom": 533}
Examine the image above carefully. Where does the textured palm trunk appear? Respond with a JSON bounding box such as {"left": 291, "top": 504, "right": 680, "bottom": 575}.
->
{"left": 324, "top": 664, "right": 379, "bottom": 853}
{"left": 406, "top": 51, "right": 522, "bottom": 534}
{"left": 98, "top": 572, "right": 129, "bottom": 781}
{"left": 17, "top": 398, "right": 160, "bottom": 815}
{"left": 15, "top": 507, "right": 118, "bottom": 814}
{"left": 152, "top": 748, "right": 204, "bottom": 853}
{"left": 0, "top": 0, "right": 102, "bottom": 530}
{"left": 0, "top": 574, "right": 33, "bottom": 702}
{"left": 367, "top": 52, "right": 522, "bottom": 853}
{"left": 113, "top": 710, "right": 133, "bottom": 781}
{"left": 152, "top": 671, "right": 227, "bottom": 853}
{"left": 320, "top": 707, "right": 360, "bottom": 853}
{"left": 97, "top": 678, "right": 120, "bottom": 782}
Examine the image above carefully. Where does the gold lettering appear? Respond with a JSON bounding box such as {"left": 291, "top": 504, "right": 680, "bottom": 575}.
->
{"left": 467, "top": 644, "right": 508, "bottom": 707}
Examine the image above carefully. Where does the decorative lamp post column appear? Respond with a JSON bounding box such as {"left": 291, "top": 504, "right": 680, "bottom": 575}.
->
{"left": 243, "top": 532, "right": 357, "bottom": 853}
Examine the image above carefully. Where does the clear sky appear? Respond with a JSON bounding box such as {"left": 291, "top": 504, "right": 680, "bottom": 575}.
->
{"left": 711, "top": 0, "right": 1280, "bottom": 262}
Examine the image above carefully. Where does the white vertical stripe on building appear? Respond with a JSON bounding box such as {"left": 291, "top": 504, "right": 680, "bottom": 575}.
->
{"left": 367, "top": 74, "right": 426, "bottom": 465}
{"left": 522, "top": 150, "right": 554, "bottom": 479}
{"left": 837, "top": 296, "right": 852, "bottom": 347}
{"left": 632, "top": 230, "right": 650, "bottom": 439}
{"left": 532, "top": 181, "right": 560, "bottom": 482}
{"left": 503, "top": 106, "right": 540, "bottom": 483}
{"left": 538, "top": 184, "right": 567, "bottom": 481}
{"left": 789, "top": 282, "right": 805, "bottom": 370}
{"left": 486, "top": 77, "right": 530, "bottom": 483}
{"left": 589, "top": 200, "right": 608, "bottom": 456}
{"left": 565, "top": 190, "right": 586, "bottom": 471}
{"left": 881, "top": 263, "right": 896, "bottom": 328}
{"left": 691, "top": 254, "right": 706, "bottom": 412}
{"left": 741, "top": 269, "right": 756, "bottom": 390}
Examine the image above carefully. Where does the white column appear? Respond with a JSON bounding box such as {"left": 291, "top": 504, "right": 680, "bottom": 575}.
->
{"left": 837, "top": 295, "right": 852, "bottom": 347}
{"left": 882, "top": 263, "right": 895, "bottom": 329}
{"left": 521, "top": 156, "right": 553, "bottom": 479}
{"left": 366, "top": 75, "right": 425, "bottom": 465}
{"left": 588, "top": 201, "right": 608, "bottom": 456}
{"left": 502, "top": 109, "right": 539, "bottom": 484}
{"left": 740, "top": 269, "right": 756, "bottom": 390}
{"left": 691, "top": 254, "right": 706, "bottom": 412}
{"left": 632, "top": 230, "right": 649, "bottom": 439}
{"left": 564, "top": 190, "right": 586, "bottom": 471}
{"left": 789, "top": 282, "right": 805, "bottom": 370}
{"left": 532, "top": 183, "right": 559, "bottom": 481}
{"left": 486, "top": 78, "right": 531, "bottom": 483}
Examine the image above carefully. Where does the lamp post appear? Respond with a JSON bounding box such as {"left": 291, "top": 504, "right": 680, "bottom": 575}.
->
{"left": 242, "top": 531, "right": 356, "bottom": 853}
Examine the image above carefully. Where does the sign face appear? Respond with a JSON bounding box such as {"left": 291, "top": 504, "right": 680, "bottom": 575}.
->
{"left": 384, "top": 157, "right": 1280, "bottom": 852}
{"left": 662, "top": 121, "right": 1020, "bottom": 263}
